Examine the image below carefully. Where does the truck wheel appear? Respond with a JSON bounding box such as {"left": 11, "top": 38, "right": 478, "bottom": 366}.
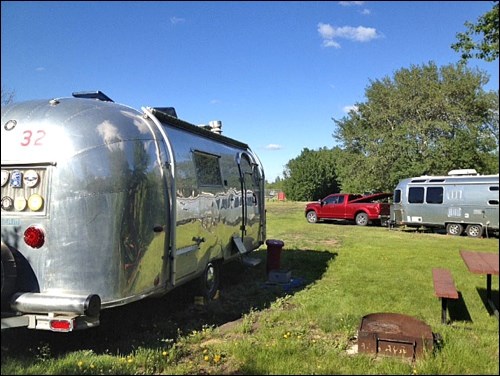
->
{"left": 198, "top": 261, "right": 220, "bottom": 301}
{"left": 306, "top": 211, "right": 318, "bottom": 223}
{"left": 1, "top": 242, "right": 17, "bottom": 302}
{"left": 446, "top": 223, "right": 463, "bottom": 236}
{"left": 465, "top": 224, "right": 483, "bottom": 238}
{"left": 355, "top": 212, "right": 369, "bottom": 226}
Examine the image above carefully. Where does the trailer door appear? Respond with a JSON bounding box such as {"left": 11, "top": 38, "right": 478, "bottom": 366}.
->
{"left": 237, "top": 152, "right": 263, "bottom": 251}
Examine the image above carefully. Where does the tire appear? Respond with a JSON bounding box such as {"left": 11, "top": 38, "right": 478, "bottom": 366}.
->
{"left": 1, "top": 242, "right": 17, "bottom": 302}
{"left": 465, "top": 224, "right": 483, "bottom": 238}
{"left": 446, "top": 223, "right": 463, "bottom": 236}
{"left": 198, "top": 261, "right": 220, "bottom": 301}
{"left": 306, "top": 211, "right": 318, "bottom": 223}
{"left": 355, "top": 212, "right": 369, "bottom": 226}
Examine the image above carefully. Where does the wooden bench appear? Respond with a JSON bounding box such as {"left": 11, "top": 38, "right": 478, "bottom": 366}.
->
{"left": 432, "top": 268, "right": 459, "bottom": 324}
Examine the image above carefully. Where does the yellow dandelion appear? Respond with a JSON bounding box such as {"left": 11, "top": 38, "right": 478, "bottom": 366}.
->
{"left": 214, "top": 354, "right": 221, "bottom": 363}
{"left": 204, "top": 355, "right": 210, "bottom": 362}
{"left": 162, "top": 351, "right": 168, "bottom": 356}
{"left": 90, "top": 364, "right": 95, "bottom": 369}
{"left": 128, "top": 358, "right": 133, "bottom": 363}
{"left": 77, "top": 361, "right": 83, "bottom": 367}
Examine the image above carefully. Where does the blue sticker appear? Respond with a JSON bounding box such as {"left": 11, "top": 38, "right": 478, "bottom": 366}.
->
{"left": 10, "top": 170, "right": 23, "bottom": 188}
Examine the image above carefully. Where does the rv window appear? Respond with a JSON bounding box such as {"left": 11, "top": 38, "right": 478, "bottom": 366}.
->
{"left": 489, "top": 186, "right": 499, "bottom": 191}
{"left": 408, "top": 187, "right": 424, "bottom": 203}
{"left": 394, "top": 190, "right": 401, "bottom": 204}
{"left": 426, "top": 187, "right": 443, "bottom": 204}
{"left": 489, "top": 200, "right": 499, "bottom": 205}
{"left": 429, "top": 179, "right": 445, "bottom": 183}
{"left": 410, "top": 179, "right": 426, "bottom": 183}
{"left": 193, "top": 151, "right": 223, "bottom": 186}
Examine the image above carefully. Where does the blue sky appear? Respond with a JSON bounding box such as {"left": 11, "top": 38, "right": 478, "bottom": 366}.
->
{"left": 2, "top": 1, "right": 498, "bottom": 182}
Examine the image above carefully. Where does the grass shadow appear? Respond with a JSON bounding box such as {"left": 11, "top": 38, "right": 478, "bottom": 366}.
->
{"left": 476, "top": 287, "right": 499, "bottom": 317}
{"left": 1, "top": 248, "right": 336, "bottom": 360}
{"left": 447, "top": 291, "right": 472, "bottom": 323}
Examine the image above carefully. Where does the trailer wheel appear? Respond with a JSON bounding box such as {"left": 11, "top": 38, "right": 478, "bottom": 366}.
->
{"left": 446, "top": 223, "right": 463, "bottom": 236}
{"left": 465, "top": 224, "right": 483, "bottom": 238}
{"left": 1, "top": 242, "right": 17, "bottom": 302}
{"left": 198, "top": 261, "right": 220, "bottom": 301}
{"left": 355, "top": 212, "right": 369, "bottom": 226}
{"left": 306, "top": 211, "right": 318, "bottom": 223}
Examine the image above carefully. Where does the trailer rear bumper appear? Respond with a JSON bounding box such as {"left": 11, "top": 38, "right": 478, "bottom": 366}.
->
{"left": 1, "top": 292, "right": 101, "bottom": 332}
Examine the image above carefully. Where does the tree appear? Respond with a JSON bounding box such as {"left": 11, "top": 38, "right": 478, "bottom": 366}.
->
{"left": 282, "top": 147, "right": 340, "bottom": 201}
{"left": 1, "top": 87, "right": 15, "bottom": 105}
{"left": 332, "top": 62, "right": 499, "bottom": 193}
{"left": 451, "top": 1, "right": 499, "bottom": 63}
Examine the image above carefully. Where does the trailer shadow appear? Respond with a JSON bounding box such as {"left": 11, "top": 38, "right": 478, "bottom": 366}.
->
{"left": 1, "top": 248, "right": 336, "bottom": 360}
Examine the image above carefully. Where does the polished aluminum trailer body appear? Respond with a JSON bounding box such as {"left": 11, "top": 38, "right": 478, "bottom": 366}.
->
{"left": 1, "top": 95, "right": 265, "bottom": 331}
{"left": 390, "top": 170, "right": 499, "bottom": 237}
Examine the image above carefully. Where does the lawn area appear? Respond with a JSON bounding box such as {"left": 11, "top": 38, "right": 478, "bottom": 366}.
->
{"left": 1, "top": 200, "right": 498, "bottom": 375}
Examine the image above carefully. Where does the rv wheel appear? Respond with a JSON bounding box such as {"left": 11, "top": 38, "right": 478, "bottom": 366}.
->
{"left": 198, "top": 261, "right": 220, "bottom": 301}
{"left": 465, "top": 224, "right": 483, "bottom": 238}
{"left": 446, "top": 223, "right": 463, "bottom": 236}
{"left": 1, "top": 242, "right": 17, "bottom": 303}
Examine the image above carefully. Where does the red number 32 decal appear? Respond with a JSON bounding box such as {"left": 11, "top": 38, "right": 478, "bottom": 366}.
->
{"left": 20, "top": 130, "right": 46, "bottom": 146}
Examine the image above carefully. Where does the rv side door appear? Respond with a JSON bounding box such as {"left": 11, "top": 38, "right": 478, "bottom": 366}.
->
{"left": 237, "top": 152, "right": 262, "bottom": 251}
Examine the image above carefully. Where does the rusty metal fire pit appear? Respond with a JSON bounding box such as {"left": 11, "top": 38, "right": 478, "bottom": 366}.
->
{"left": 357, "top": 312, "right": 434, "bottom": 359}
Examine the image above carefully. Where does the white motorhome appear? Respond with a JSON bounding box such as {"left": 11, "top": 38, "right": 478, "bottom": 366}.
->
{"left": 390, "top": 169, "right": 499, "bottom": 237}
{"left": 1, "top": 91, "right": 266, "bottom": 331}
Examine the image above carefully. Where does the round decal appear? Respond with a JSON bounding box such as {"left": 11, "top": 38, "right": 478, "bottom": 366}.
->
{"left": 23, "top": 170, "right": 39, "bottom": 188}
{"left": 28, "top": 194, "right": 44, "bottom": 211}
{"left": 14, "top": 196, "right": 27, "bottom": 211}
{"left": 1, "top": 196, "right": 14, "bottom": 211}
{"left": 1, "top": 170, "right": 9, "bottom": 187}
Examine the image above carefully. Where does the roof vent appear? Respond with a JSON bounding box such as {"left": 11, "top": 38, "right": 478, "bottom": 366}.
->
{"left": 448, "top": 169, "right": 478, "bottom": 176}
{"left": 153, "top": 107, "right": 177, "bottom": 118}
{"left": 72, "top": 91, "right": 114, "bottom": 102}
{"left": 209, "top": 120, "right": 222, "bottom": 135}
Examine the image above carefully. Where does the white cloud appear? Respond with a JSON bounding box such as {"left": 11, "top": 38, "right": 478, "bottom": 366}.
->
{"left": 339, "top": 1, "right": 365, "bottom": 6}
{"left": 170, "top": 16, "right": 185, "bottom": 25}
{"left": 343, "top": 105, "right": 359, "bottom": 114}
{"left": 35, "top": 67, "right": 45, "bottom": 72}
{"left": 361, "top": 8, "right": 371, "bottom": 15}
{"left": 265, "top": 144, "right": 283, "bottom": 151}
{"left": 318, "top": 23, "right": 380, "bottom": 48}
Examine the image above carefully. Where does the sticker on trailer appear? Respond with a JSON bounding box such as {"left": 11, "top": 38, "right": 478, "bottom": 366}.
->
{"left": 1, "top": 170, "right": 9, "bottom": 186}
{"left": 10, "top": 170, "right": 22, "bottom": 188}
{"left": 407, "top": 216, "right": 422, "bottom": 222}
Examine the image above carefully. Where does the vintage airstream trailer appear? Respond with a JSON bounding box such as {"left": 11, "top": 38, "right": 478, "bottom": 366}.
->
{"left": 1, "top": 91, "right": 266, "bottom": 331}
{"left": 390, "top": 169, "right": 499, "bottom": 238}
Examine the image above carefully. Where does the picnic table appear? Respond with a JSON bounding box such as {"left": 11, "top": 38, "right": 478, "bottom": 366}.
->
{"left": 460, "top": 250, "right": 499, "bottom": 319}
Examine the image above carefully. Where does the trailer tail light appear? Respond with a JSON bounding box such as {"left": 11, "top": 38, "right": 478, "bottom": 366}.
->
{"left": 50, "top": 319, "right": 75, "bottom": 332}
{"left": 24, "top": 226, "right": 45, "bottom": 248}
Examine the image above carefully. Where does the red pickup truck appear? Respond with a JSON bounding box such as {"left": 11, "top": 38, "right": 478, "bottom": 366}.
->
{"left": 305, "top": 192, "right": 392, "bottom": 226}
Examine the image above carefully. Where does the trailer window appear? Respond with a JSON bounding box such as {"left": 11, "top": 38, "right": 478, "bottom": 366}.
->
{"left": 408, "top": 187, "right": 424, "bottom": 203}
{"left": 489, "top": 186, "right": 499, "bottom": 191}
{"left": 489, "top": 200, "right": 499, "bottom": 205}
{"left": 193, "top": 151, "right": 222, "bottom": 186}
{"left": 426, "top": 187, "right": 443, "bottom": 204}
{"left": 393, "top": 189, "right": 401, "bottom": 204}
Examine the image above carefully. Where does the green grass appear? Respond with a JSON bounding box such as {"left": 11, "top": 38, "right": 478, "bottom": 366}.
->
{"left": 1, "top": 200, "right": 498, "bottom": 375}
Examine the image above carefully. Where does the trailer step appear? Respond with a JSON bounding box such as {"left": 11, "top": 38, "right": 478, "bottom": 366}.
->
{"left": 241, "top": 255, "right": 261, "bottom": 267}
